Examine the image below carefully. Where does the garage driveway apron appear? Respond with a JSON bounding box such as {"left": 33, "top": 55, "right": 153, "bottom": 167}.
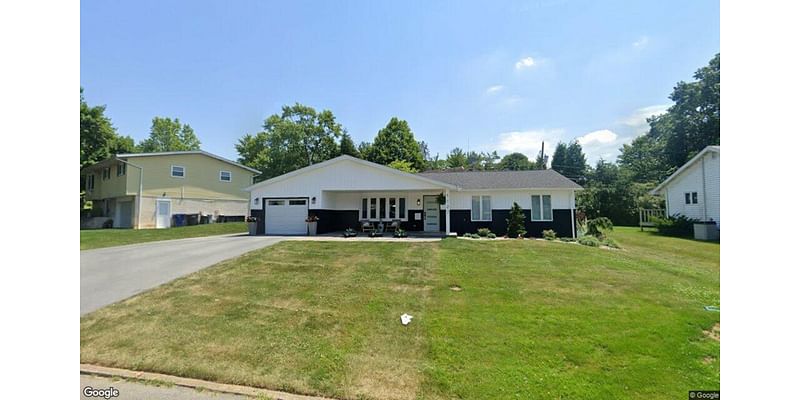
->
{"left": 80, "top": 234, "right": 285, "bottom": 316}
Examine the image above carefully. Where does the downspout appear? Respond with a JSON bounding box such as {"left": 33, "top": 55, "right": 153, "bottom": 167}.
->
{"left": 701, "top": 154, "right": 708, "bottom": 221}
{"left": 570, "top": 189, "right": 576, "bottom": 239}
{"left": 445, "top": 188, "right": 451, "bottom": 235}
{"left": 117, "top": 158, "right": 144, "bottom": 229}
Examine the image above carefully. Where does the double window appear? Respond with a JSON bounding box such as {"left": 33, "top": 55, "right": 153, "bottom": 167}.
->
{"left": 685, "top": 192, "right": 699, "bottom": 204}
{"left": 116, "top": 163, "right": 126, "bottom": 177}
{"left": 531, "top": 195, "right": 552, "bottom": 221}
{"left": 361, "top": 197, "right": 406, "bottom": 220}
{"left": 220, "top": 170, "right": 232, "bottom": 182}
{"left": 171, "top": 165, "right": 185, "bottom": 178}
{"left": 471, "top": 196, "right": 492, "bottom": 221}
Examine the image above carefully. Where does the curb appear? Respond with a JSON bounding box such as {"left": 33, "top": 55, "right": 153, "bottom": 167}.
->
{"left": 80, "top": 364, "right": 336, "bottom": 400}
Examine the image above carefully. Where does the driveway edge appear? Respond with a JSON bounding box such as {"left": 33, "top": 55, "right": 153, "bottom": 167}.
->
{"left": 80, "top": 363, "right": 336, "bottom": 400}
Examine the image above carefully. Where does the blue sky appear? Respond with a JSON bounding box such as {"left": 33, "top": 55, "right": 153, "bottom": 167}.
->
{"left": 80, "top": 0, "right": 719, "bottom": 165}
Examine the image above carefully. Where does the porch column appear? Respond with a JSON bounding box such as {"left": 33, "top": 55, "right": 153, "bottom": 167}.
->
{"left": 445, "top": 188, "right": 451, "bottom": 234}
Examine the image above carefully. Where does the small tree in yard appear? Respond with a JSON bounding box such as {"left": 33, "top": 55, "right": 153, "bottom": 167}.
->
{"left": 586, "top": 217, "right": 613, "bottom": 239}
{"left": 506, "top": 202, "right": 527, "bottom": 238}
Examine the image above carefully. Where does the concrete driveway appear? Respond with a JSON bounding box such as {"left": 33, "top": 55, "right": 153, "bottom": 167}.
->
{"left": 81, "top": 234, "right": 285, "bottom": 316}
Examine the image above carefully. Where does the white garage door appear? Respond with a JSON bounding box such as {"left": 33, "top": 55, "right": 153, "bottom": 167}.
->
{"left": 265, "top": 198, "right": 308, "bottom": 235}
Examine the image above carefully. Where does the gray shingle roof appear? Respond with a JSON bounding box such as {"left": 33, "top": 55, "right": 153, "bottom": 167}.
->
{"left": 417, "top": 169, "right": 583, "bottom": 190}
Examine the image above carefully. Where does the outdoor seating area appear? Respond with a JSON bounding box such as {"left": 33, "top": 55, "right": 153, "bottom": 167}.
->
{"left": 360, "top": 219, "right": 401, "bottom": 234}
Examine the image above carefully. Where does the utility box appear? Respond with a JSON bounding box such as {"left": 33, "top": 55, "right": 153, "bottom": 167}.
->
{"left": 693, "top": 221, "right": 719, "bottom": 241}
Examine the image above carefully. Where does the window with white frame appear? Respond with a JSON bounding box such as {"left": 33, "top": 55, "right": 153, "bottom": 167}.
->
{"left": 471, "top": 195, "right": 491, "bottom": 221}
{"left": 684, "top": 192, "right": 698, "bottom": 204}
{"left": 361, "top": 196, "right": 407, "bottom": 220}
{"left": 171, "top": 165, "right": 185, "bottom": 178}
{"left": 117, "top": 163, "right": 126, "bottom": 176}
{"left": 220, "top": 170, "right": 231, "bottom": 182}
{"left": 86, "top": 174, "right": 95, "bottom": 191}
{"left": 531, "top": 195, "right": 553, "bottom": 221}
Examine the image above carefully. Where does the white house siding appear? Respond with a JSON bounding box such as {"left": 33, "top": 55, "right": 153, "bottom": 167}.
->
{"left": 249, "top": 159, "right": 447, "bottom": 210}
{"left": 664, "top": 151, "right": 720, "bottom": 225}
{"left": 448, "top": 190, "right": 573, "bottom": 210}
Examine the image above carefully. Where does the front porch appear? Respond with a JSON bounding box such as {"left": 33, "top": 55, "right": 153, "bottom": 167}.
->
{"left": 311, "top": 189, "right": 453, "bottom": 235}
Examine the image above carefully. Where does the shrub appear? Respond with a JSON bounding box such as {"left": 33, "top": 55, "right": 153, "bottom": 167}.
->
{"left": 542, "top": 229, "right": 557, "bottom": 240}
{"left": 578, "top": 235, "right": 601, "bottom": 247}
{"left": 506, "top": 202, "right": 527, "bottom": 238}
{"left": 586, "top": 217, "right": 613, "bottom": 238}
{"left": 477, "top": 228, "right": 491, "bottom": 237}
{"left": 651, "top": 214, "right": 698, "bottom": 237}
{"left": 602, "top": 238, "right": 620, "bottom": 248}
{"left": 487, "top": 233, "right": 496, "bottom": 239}
{"left": 393, "top": 228, "right": 408, "bottom": 238}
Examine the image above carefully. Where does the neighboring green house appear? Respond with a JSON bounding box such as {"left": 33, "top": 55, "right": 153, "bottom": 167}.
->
{"left": 81, "top": 151, "right": 260, "bottom": 229}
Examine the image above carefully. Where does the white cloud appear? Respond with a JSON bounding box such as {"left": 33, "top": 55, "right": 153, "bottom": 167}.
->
{"left": 494, "top": 129, "right": 562, "bottom": 160}
{"left": 485, "top": 85, "right": 504, "bottom": 94}
{"left": 515, "top": 56, "right": 538, "bottom": 70}
{"left": 577, "top": 129, "right": 618, "bottom": 146}
{"left": 632, "top": 36, "right": 649, "bottom": 49}
{"left": 620, "top": 104, "right": 670, "bottom": 133}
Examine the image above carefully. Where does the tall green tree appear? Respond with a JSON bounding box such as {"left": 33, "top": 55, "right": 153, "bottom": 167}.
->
{"left": 138, "top": 117, "right": 201, "bottom": 152}
{"left": 506, "top": 202, "right": 527, "bottom": 238}
{"left": 577, "top": 160, "right": 638, "bottom": 226}
{"left": 551, "top": 141, "right": 587, "bottom": 183}
{"left": 466, "top": 151, "right": 500, "bottom": 170}
{"left": 445, "top": 147, "right": 468, "bottom": 169}
{"left": 387, "top": 159, "right": 418, "bottom": 173}
{"left": 80, "top": 88, "right": 135, "bottom": 168}
{"left": 532, "top": 153, "right": 548, "bottom": 170}
{"left": 236, "top": 103, "right": 343, "bottom": 181}
{"left": 498, "top": 152, "right": 531, "bottom": 170}
{"left": 363, "top": 118, "right": 425, "bottom": 170}
{"left": 339, "top": 133, "right": 360, "bottom": 157}
{"left": 618, "top": 134, "right": 672, "bottom": 184}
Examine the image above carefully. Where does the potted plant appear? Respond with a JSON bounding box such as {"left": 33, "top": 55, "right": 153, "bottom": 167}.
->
{"left": 246, "top": 216, "right": 258, "bottom": 236}
{"left": 393, "top": 228, "right": 408, "bottom": 238}
{"left": 306, "top": 215, "right": 319, "bottom": 236}
{"left": 436, "top": 192, "right": 446, "bottom": 205}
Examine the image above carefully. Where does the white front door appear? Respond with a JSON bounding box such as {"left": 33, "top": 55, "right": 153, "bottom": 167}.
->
{"left": 265, "top": 198, "right": 309, "bottom": 235}
{"left": 155, "top": 200, "right": 171, "bottom": 229}
{"left": 423, "top": 196, "right": 440, "bottom": 232}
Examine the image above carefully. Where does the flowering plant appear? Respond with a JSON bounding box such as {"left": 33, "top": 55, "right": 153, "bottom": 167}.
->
{"left": 305, "top": 215, "right": 319, "bottom": 222}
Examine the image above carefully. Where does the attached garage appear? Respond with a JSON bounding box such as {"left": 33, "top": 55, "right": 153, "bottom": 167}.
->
{"left": 264, "top": 198, "right": 308, "bottom": 235}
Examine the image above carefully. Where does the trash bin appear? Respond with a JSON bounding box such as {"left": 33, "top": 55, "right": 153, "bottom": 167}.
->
{"left": 200, "top": 215, "right": 210, "bottom": 224}
{"left": 187, "top": 213, "right": 199, "bottom": 226}
{"left": 173, "top": 214, "right": 187, "bottom": 227}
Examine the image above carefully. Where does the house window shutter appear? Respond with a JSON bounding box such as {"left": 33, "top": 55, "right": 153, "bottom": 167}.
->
{"left": 361, "top": 198, "right": 368, "bottom": 219}
{"left": 399, "top": 198, "right": 406, "bottom": 219}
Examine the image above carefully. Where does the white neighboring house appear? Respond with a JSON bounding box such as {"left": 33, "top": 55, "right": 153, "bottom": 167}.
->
{"left": 245, "top": 155, "right": 583, "bottom": 237}
{"left": 652, "top": 146, "right": 720, "bottom": 228}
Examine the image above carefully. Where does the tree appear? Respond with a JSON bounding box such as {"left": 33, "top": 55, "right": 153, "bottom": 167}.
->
{"left": 388, "top": 159, "right": 418, "bottom": 173}
{"left": 551, "top": 141, "right": 587, "bottom": 184}
{"left": 577, "top": 160, "right": 638, "bottom": 225}
{"left": 618, "top": 134, "right": 672, "bottom": 184}
{"left": 236, "top": 103, "right": 343, "bottom": 181}
{"left": 357, "top": 141, "right": 373, "bottom": 158}
{"left": 445, "top": 147, "right": 468, "bottom": 168}
{"left": 80, "top": 87, "right": 135, "bottom": 168}
{"left": 532, "top": 153, "right": 548, "bottom": 170}
{"left": 506, "top": 202, "right": 527, "bottom": 238}
{"left": 363, "top": 118, "right": 425, "bottom": 170}
{"left": 138, "top": 117, "right": 201, "bottom": 152}
{"left": 498, "top": 152, "right": 531, "bottom": 170}
{"left": 339, "top": 133, "right": 360, "bottom": 157}
{"left": 466, "top": 151, "right": 500, "bottom": 170}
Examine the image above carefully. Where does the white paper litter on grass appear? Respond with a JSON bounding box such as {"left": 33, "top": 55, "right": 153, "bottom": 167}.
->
{"left": 400, "top": 313, "right": 413, "bottom": 325}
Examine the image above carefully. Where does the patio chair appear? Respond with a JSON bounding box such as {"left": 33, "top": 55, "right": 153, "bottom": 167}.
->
{"left": 361, "top": 221, "right": 374, "bottom": 233}
{"left": 387, "top": 219, "right": 401, "bottom": 232}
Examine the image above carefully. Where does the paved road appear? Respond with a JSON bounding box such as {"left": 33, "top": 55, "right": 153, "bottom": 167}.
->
{"left": 81, "top": 374, "right": 248, "bottom": 400}
{"left": 81, "top": 234, "right": 284, "bottom": 315}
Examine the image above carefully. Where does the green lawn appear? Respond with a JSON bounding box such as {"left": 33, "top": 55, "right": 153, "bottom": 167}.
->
{"left": 80, "top": 223, "right": 248, "bottom": 250}
{"left": 80, "top": 227, "right": 719, "bottom": 399}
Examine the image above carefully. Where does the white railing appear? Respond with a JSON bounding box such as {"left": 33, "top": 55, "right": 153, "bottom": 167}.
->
{"left": 639, "top": 209, "right": 665, "bottom": 230}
